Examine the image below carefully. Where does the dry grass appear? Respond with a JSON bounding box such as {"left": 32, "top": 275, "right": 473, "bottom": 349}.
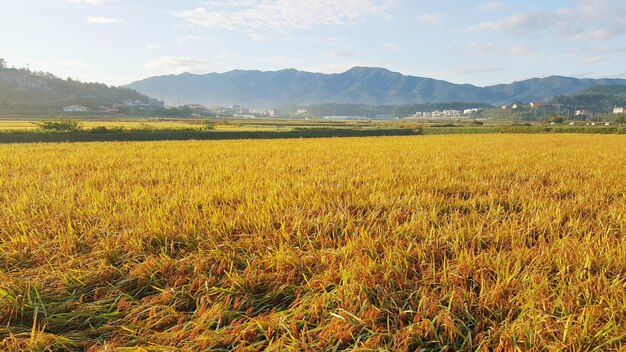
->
{"left": 0, "top": 134, "right": 625, "bottom": 351}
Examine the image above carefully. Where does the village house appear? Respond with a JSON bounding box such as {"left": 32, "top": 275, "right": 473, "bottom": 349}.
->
{"left": 530, "top": 102, "right": 548, "bottom": 108}
{"left": 443, "top": 109, "right": 462, "bottom": 117}
{"left": 98, "top": 105, "right": 119, "bottom": 113}
{"left": 186, "top": 104, "right": 207, "bottom": 111}
{"left": 265, "top": 109, "right": 280, "bottom": 117}
{"left": 323, "top": 115, "right": 366, "bottom": 120}
{"left": 122, "top": 98, "right": 164, "bottom": 111}
{"left": 228, "top": 105, "right": 250, "bottom": 114}
{"left": 463, "top": 108, "right": 482, "bottom": 116}
{"left": 431, "top": 110, "right": 444, "bottom": 117}
{"left": 613, "top": 107, "right": 625, "bottom": 114}
{"left": 63, "top": 105, "right": 89, "bottom": 112}
{"left": 414, "top": 108, "right": 481, "bottom": 118}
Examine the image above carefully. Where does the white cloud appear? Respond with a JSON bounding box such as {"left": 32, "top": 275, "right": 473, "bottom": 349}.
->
{"left": 29, "top": 59, "right": 91, "bottom": 68}
{"left": 562, "top": 0, "right": 611, "bottom": 20}
{"left": 469, "top": 0, "right": 626, "bottom": 42}
{"left": 249, "top": 33, "right": 273, "bottom": 40}
{"left": 305, "top": 62, "right": 382, "bottom": 74}
{"left": 146, "top": 44, "right": 162, "bottom": 50}
{"left": 580, "top": 45, "right": 626, "bottom": 55}
{"left": 259, "top": 55, "right": 306, "bottom": 66}
{"left": 86, "top": 16, "right": 123, "bottom": 24}
{"left": 569, "top": 25, "right": 625, "bottom": 41}
{"left": 174, "top": 0, "right": 395, "bottom": 33}
{"left": 416, "top": 13, "right": 445, "bottom": 25}
{"left": 583, "top": 56, "right": 608, "bottom": 65}
{"left": 468, "top": 12, "right": 548, "bottom": 32}
{"left": 145, "top": 56, "right": 212, "bottom": 74}
{"left": 331, "top": 50, "right": 357, "bottom": 58}
{"left": 177, "top": 35, "right": 204, "bottom": 43}
{"left": 435, "top": 65, "right": 505, "bottom": 78}
{"left": 476, "top": 1, "right": 506, "bottom": 11}
{"left": 64, "top": 0, "right": 115, "bottom": 4}
{"left": 467, "top": 43, "right": 532, "bottom": 56}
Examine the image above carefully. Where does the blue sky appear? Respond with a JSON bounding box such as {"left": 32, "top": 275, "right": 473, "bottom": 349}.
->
{"left": 2, "top": 0, "right": 626, "bottom": 86}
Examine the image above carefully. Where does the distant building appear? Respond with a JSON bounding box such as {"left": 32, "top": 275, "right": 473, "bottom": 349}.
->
{"left": 414, "top": 109, "right": 478, "bottom": 118}
{"left": 463, "top": 108, "right": 482, "bottom": 116}
{"left": 98, "top": 106, "right": 119, "bottom": 113}
{"left": 123, "top": 99, "right": 149, "bottom": 109}
{"left": 443, "top": 109, "right": 462, "bottom": 117}
{"left": 576, "top": 109, "right": 593, "bottom": 117}
{"left": 234, "top": 114, "right": 256, "bottom": 119}
{"left": 122, "top": 99, "right": 164, "bottom": 111}
{"left": 148, "top": 98, "right": 165, "bottom": 109}
{"left": 613, "top": 107, "right": 625, "bottom": 114}
{"left": 228, "top": 105, "right": 251, "bottom": 114}
{"left": 63, "top": 105, "right": 88, "bottom": 112}
{"left": 323, "top": 116, "right": 366, "bottom": 120}
{"left": 266, "top": 109, "right": 280, "bottom": 117}
{"left": 186, "top": 104, "right": 207, "bottom": 110}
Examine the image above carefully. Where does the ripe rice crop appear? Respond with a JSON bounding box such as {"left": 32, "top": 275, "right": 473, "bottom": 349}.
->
{"left": 0, "top": 134, "right": 625, "bottom": 351}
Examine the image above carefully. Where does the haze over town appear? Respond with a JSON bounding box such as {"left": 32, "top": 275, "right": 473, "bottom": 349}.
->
{"left": 2, "top": 0, "right": 626, "bottom": 86}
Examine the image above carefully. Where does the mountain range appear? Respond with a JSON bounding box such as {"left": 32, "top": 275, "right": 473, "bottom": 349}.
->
{"left": 127, "top": 67, "right": 626, "bottom": 108}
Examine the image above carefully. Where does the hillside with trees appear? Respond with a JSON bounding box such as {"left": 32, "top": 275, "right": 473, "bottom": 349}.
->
{"left": 0, "top": 58, "right": 148, "bottom": 115}
{"left": 551, "top": 85, "right": 626, "bottom": 112}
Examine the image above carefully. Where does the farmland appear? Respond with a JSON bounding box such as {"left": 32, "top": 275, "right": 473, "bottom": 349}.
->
{"left": 1, "top": 134, "right": 625, "bottom": 351}
{"left": 0, "top": 117, "right": 624, "bottom": 145}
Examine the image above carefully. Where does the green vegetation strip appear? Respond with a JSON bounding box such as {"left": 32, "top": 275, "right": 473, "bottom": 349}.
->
{"left": 0, "top": 126, "right": 624, "bottom": 143}
{"left": 0, "top": 128, "right": 418, "bottom": 144}
{"left": 422, "top": 126, "right": 626, "bottom": 135}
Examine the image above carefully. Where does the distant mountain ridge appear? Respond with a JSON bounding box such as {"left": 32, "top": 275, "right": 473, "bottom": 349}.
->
{"left": 126, "top": 67, "right": 626, "bottom": 108}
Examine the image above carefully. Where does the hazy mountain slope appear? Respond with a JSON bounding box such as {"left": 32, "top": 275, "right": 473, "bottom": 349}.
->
{"left": 127, "top": 67, "right": 626, "bottom": 107}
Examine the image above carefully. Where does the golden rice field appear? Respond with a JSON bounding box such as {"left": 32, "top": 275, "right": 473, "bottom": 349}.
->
{"left": 0, "top": 134, "right": 625, "bottom": 351}
{"left": 0, "top": 119, "right": 324, "bottom": 133}
{"left": 0, "top": 119, "right": 203, "bottom": 131}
